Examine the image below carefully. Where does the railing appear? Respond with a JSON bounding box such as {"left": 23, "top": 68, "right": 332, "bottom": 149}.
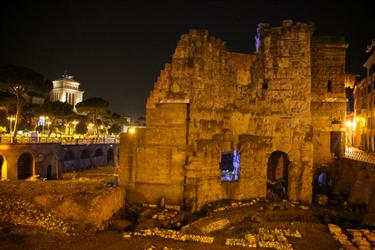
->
{"left": 0, "top": 135, "right": 119, "bottom": 145}
{"left": 344, "top": 146, "right": 375, "bottom": 164}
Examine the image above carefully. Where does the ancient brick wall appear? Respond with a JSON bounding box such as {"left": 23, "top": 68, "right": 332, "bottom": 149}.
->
{"left": 119, "top": 103, "right": 188, "bottom": 205}
{"left": 311, "top": 37, "right": 348, "bottom": 168}
{"left": 119, "top": 20, "right": 347, "bottom": 211}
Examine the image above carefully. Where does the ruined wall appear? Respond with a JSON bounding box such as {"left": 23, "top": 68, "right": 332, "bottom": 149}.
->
{"left": 119, "top": 103, "right": 188, "bottom": 205}
{"left": 251, "top": 20, "right": 314, "bottom": 203}
{"left": 333, "top": 158, "right": 375, "bottom": 205}
{"left": 119, "top": 20, "right": 347, "bottom": 211}
{"left": 311, "top": 37, "right": 348, "bottom": 169}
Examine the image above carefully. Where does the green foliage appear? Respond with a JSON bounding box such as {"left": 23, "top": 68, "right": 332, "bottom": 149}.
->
{"left": 75, "top": 97, "right": 109, "bottom": 137}
{"left": 75, "top": 120, "right": 88, "bottom": 135}
{"left": 0, "top": 65, "right": 51, "bottom": 141}
{"left": 75, "top": 97, "right": 109, "bottom": 114}
{"left": 108, "top": 123, "right": 122, "bottom": 134}
{"left": 0, "top": 91, "right": 16, "bottom": 120}
{"left": 41, "top": 101, "right": 74, "bottom": 120}
{"left": 0, "top": 65, "right": 51, "bottom": 95}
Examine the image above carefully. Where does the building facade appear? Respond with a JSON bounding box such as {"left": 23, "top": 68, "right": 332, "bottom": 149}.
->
{"left": 119, "top": 21, "right": 348, "bottom": 211}
{"left": 353, "top": 45, "right": 375, "bottom": 150}
{"left": 49, "top": 75, "right": 84, "bottom": 110}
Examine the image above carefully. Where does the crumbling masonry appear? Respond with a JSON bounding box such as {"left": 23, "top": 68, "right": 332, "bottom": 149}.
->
{"left": 119, "top": 20, "right": 348, "bottom": 211}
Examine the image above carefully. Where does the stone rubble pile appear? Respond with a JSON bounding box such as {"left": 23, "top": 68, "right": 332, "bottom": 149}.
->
{"left": 143, "top": 245, "right": 183, "bottom": 250}
{"left": 225, "top": 227, "right": 301, "bottom": 250}
{"left": 328, "top": 224, "right": 375, "bottom": 249}
{"left": 152, "top": 209, "right": 179, "bottom": 221}
{"left": 200, "top": 218, "right": 230, "bottom": 234}
{"left": 212, "top": 199, "right": 258, "bottom": 212}
{"left": 0, "top": 197, "right": 70, "bottom": 234}
{"left": 123, "top": 227, "right": 214, "bottom": 244}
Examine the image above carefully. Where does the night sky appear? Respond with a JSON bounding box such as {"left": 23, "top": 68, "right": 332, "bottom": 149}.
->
{"left": 0, "top": 0, "right": 373, "bottom": 118}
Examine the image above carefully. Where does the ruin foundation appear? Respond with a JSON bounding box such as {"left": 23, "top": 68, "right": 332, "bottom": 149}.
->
{"left": 119, "top": 20, "right": 348, "bottom": 211}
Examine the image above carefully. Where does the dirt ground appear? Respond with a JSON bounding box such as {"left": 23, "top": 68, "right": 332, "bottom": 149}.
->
{"left": 0, "top": 223, "right": 339, "bottom": 250}
{"left": 0, "top": 205, "right": 343, "bottom": 250}
{"left": 0, "top": 166, "right": 367, "bottom": 250}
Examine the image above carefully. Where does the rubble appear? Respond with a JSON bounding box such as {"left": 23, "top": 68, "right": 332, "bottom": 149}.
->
{"left": 225, "top": 227, "right": 300, "bottom": 249}
{"left": 200, "top": 218, "right": 230, "bottom": 233}
{"left": 328, "top": 225, "right": 375, "bottom": 248}
{"left": 129, "top": 228, "right": 214, "bottom": 244}
{"left": 0, "top": 197, "right": 70, "bottom": 234}
{"left": 315, "top": 194, "right": 329, "bottom": 206}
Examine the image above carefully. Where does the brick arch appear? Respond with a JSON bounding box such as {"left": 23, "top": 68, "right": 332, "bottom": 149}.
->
{"left": 267, "top": 151, "right": 289, "bottom": 181}
{"left": 64, "top": 150, "right": 75, "bottom": 161}
{"left": 43, "top": 152, "right": 59, "bottom": 179}
{"left": 80, "top": 149, "right": 90, "bottom": 159}
{"left": 267, "top": 151, "right": 289, "bottom": 199}
{"left": 94, "top": 148, "right": 104, "bottom": 157}
{"left": 107, "top": 148, "right": 114, "bottom": 164}
{"left": 0, "top": 154, "right": 7, "bottom": 180}
{"left": 17, "top": 152, "right": 34, "bottom": 180}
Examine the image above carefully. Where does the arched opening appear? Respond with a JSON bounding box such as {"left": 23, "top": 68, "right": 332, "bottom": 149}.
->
{"left": 0, "top": 155, "right": 8, "bottom": 180}
{"left": 267, "top": 151, "right": 289, "bottom": 201}
{"left": 220, "top": 150, "right": 240, "bottom": 182}
{"left": 17, "top": 153, "right": 33, "bottom": 180}
{"left": 314, "top": 171, "right": 333, "bottom": 195}
{"left": 327, "top": 80, "right": 332, "bottom": 92}
{"left": 107, "top": 148, "right": 114, "bottom": 164}
{"left": 47, "top": 165, "right": 52, "bottom": 180}
{"left": 0, "top": 155, "right": 3, "bottom": 180}
{"left": 80, "top": 149, "right": 90, "bottom": 159}
{"left": 64, "top": 150, "right": 75, "bottom": 161}
{"left": 94, "top": 148, "right": 103, "bottom": 157}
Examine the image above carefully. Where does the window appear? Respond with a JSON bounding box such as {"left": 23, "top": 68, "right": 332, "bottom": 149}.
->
{"left": 368, "top": 85, "right": 372, "bottom": 93}
{"left": 220, "top": 150, "right": 240, "bottom": 182}
{"left": 327, "top": 80, "right": 332, "bottom": 92}
{"left": 262, "top": 80, "right": 268, "bottom": 90}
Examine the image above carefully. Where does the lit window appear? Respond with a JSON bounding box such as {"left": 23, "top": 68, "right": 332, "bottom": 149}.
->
{"left": 220, "top": 150, "right": 240, "bottom": 182}
{"left": 327, "top": 80, "right": 332, "bottom": 92}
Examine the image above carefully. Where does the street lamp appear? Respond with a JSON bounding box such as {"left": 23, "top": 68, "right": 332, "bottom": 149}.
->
{"left": 128, "top": 127, "right": 136, "bottom": 135}
{"left": 7, "top": 115, "right": 15, "bottom": 133}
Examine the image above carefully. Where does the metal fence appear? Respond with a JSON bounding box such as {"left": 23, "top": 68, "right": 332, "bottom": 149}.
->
{"left": 344, "top": 146, "right": 375, "bottom": 164}
{"left": 0, "top": 136, "right": 119, "bottom": 145}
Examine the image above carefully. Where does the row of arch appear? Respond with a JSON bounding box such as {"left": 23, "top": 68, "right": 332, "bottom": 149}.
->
{"left": 64, "top": 148, "right": 113, "bottom": 162}
{"left": 0, "top": 147, "right": 115, "bottom": 180}
{"left": 0, "top": 153, "right": 34, "bottom": 180}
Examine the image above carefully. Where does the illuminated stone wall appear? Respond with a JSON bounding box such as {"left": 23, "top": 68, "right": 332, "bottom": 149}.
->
{"left": 119, "top": 20, "right": 348, "bottom": 210}
{"left": 311, "top": 37, "right": 348, "bottom": 169}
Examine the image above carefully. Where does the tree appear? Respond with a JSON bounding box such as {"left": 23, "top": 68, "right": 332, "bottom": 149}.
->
{"left": 75, "top": 97, "right": 109, "bottom": 137}
{"left": 38, "top": 101, "right": 74, "bottom": 136}
{"left": 0, "top": 92, "right": 16, "bottom": 133}
{"left": 75, "top": 120, "right": 88, "bottom": 135}
{"left": 107, "top": 113, "right": 128, "bottom": 135}
{"left": 0, "top": 65, "right": 51, "bottom": 142}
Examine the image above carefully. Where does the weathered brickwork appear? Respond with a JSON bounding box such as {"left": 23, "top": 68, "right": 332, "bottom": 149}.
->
{"left": 311, "top": 37, "right": 348, "bottom": 168}
{"left": 119, "top": 20, "right": 348, "bottom": 211}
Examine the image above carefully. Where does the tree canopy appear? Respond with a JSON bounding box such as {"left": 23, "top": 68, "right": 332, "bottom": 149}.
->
{"left": 0, "top": 65, "right": 51, "bottom": 141}
{"left": 75, "top": 97, "right": 109, "bottom": 137}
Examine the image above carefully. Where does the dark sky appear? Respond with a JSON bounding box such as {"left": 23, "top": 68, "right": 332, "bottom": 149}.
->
{"left": 0, "top": 0, "right": 373, "bottom": 118}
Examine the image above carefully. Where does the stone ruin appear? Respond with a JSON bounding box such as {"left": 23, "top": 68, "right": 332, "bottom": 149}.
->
{"left": 119, "top": 20, "right": 348, "bottom": 211}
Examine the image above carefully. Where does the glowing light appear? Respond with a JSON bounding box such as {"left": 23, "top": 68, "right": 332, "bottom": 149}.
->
{"left": 345, "top": 120, "right": 352, "bottom": 128}
{"left": 128, "top": 127, "right": 136, "bottom": 135}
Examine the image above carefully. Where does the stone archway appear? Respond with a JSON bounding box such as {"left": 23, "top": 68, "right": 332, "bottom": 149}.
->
{"left": 0, "top": 155, "right": 4, "bottom": 180}
{"left": 94, "top": 148, "right": 103, "bottom": 157}
{"left": 17, "top": 153, "right": 33, "bottom": 180}
{"left": 267, "top": 151, "right": 289, "bottom": 200}
{"left": 94, "top": 148, "right": 104, "bottom": 166}
{"left": 81, "top": 149, "right": 90, "bottom": 159}
{"left": 64, "top": 150, "right": 75, "bottom": 161}
{"left": 107, "top": 148, "right": 114, "bottom": 164}
{"left": 47, "top": 165, "right": 52, "bottom": 180}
